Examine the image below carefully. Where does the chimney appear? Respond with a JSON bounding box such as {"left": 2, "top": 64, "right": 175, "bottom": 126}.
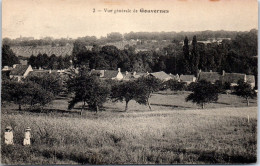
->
{"left": 126, "top": 71, "right": 128, "bottom": 75}
{"left": 210, "top": 70, "right": 212, "bottom": 72}
{"left": 133, "top": 71, "right": 136, "bottom": 76}
{"left": 118, "top": 68, "right": 121, "bottom": 72}
{"left": 222, "top": 70, "right": 225, "bottom": 76}
{"left": 13, "top": 64, "right": 17, "bottom": 68}
{"left": 49, "top": 69, "right": 51, "bottom": 74}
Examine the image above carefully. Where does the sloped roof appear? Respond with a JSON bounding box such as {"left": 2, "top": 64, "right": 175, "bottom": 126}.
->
{"left": 103, "top": 70, "right": 118, "bottom": 79}
{"left": 149, "top": 71, "right": 171, "bottom": 80}
{"left": 246, "top": 75, "right": 255, "bottom": 84}
{"left": 169, "top": 73, "right": 180, "bottom": 81}
{"left": 198, "top": 72, "right": 220, "bottom": 83}
{"left": 90, "top": 70, "right": 102, "bottom": 76}
{"left": 122, "top": 72, "right": 132, "bottom": 80}
{"left": 180, "top": 75, "right": 195, "bottom": 82}
{"left": 10, "top": 65, "right": 29, "bottom": 76}
{"left": 28, "top": 70, "right": 58, "bottom": 77}
{"left": 221, "top": 73, "right": 245, "bottom": 83}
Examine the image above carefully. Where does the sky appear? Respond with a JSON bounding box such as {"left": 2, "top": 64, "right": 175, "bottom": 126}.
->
{"left": 2, "top": 0, "right": 258, "bottom": 39}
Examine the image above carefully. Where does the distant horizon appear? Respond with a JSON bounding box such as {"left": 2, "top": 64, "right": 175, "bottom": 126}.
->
{"left": 3, "top": 28, "right": 258, "bottom": 40}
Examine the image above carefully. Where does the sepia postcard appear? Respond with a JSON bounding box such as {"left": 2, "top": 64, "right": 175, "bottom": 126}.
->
{"left": 1, "top": 0, "right": 258, "bottom": 164}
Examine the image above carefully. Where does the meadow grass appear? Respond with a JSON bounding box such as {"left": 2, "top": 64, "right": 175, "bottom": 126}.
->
{"left": 1, "top": 92, "right": 257, "bottom": 164}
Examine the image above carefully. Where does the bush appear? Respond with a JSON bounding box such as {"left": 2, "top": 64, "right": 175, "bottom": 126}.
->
{"left": 166, "top": 80, "right": 186, "bottom": 91}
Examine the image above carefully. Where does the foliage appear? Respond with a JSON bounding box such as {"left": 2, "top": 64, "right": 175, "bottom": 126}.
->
{"left": 134, "top": 76, "right": 162, "bottom": 110}
{"left": 234, "top": 79, "right": 256, "bottom": 106}
{"left": 25, "top": 73, "right": 63, "bottom": 96}
{"left": 67, "top": 71, "right": 110, "bottom": 114}
{"left": 29, "top": 53, "right": 71, "bottom": 69}
{"left": 187, "top": 82, "right": 197, "bottom": 91}
{"left": 1, "top": 80, "right": 54, "bottom": 110}
{"left": 166, "top": 80, "right": 186, "bottom": 91}
{"left": 214, "top": 80, "right": 225, "bottom": 93}
{"left": 2, "top": 44, "right": 19, "bottom": 67}
{"left": 3, "top": 30, "right": 258, "bottom": 82}
{"left": 186, "top": 80, "right": 219, "bottom": 109}
{"left": 110, "top": 81, "right": 139, "bottom": 111}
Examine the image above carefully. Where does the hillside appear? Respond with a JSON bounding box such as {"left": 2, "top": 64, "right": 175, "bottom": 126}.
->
{"left": 10, "top": 45, "right": 73, "bottom": 57}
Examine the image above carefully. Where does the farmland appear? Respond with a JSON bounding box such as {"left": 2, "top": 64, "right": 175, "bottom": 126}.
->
{"left": 1, "top": 92, "right": 257, "bottom": 164}
{"left": 10, "top": 45, "right": 73, "bottom": 57}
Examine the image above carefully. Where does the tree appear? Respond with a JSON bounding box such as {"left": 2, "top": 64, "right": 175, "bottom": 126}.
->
{"left": 106, "top": 32, "right": 123, "bottom": 42}
{"left": 67, "top": 71, "right": 110, "bottom": 114}
{"left": 2, "top": 44, "right": 19, "bottom": 67}
{"left": 183, "top": 36, "right": 191, "bottom": 74}
{"left": 25, "top": 72, "right": 63, "bottom": 96}
{"left": 2, "top": 80, "right": 27, "bottom": 110}
{"left": 135, "top": 76, "right": 161, "bottom": 110}
{"left": 191, "top": 35, "right": 200, "bottom": 75}
{"left": 110, "top": 81, "right": 139, "bottom": 111}
{"left": 186, "top": 80, "right": 219, "bottom": 109}
{"left": 1, "top": 80, "right": 54, "bottom": 110}
{"left": 48, "top": 54, "right": 58, "bottom": 69}
{"left": 234, "top": 79, "right": 256, "bottom": 106}
{"left": 29, "top": 54, "right": 37, "bottom": 68}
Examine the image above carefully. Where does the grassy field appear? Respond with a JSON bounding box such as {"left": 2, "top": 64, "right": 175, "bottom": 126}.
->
{"left": 1, "top": 91, "right": 257, "bottom": 164}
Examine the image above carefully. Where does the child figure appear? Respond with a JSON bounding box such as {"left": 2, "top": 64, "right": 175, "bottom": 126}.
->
{"left": 23, "top": 127, "right": 31, "bottom": 146}
{"left": 4, "top": 126, "right": 14, "bottom": 145}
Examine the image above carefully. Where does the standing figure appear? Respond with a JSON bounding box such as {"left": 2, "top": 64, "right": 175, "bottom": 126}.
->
{"left": 4, "top": 126, "right": 14, "bottom": 145}
{"left": 23, "top": 127, "right": 31, "bottom": 146}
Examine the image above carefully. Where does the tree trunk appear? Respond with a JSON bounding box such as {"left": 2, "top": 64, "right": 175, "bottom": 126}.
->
{"left": 201, "top": 103, "right": 205, "bottom": 109}
{"left": 81, "top": 101, "right": 85, "bottom": 116}
{"left": 246, "top": 98, "right": 249, "bottom": 106}
{"left": 125, "top": 101, "right": 129, "bottom": 112}
{"left": 96, "top": 105, "right": 99, "bottom": 113}
{"left": 147, "top": 99, "right": 152, "bottom": 111}
{"left": 18, "top": 104, "right": 21, "bottom": 111}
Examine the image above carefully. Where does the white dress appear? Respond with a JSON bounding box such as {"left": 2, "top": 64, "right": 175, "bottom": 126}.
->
{"left": 4, "top": 131, "right": 14, "bottom": 145}
{"left": 23, "top": 132, "right": 31, "bottom": 145}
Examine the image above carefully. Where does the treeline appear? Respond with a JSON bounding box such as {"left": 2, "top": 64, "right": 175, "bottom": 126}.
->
{"left": 123, "top": 30, "right": 241, "bottom": 41}
{"left": 3, "top": 29, "right": 257, "bottom": 47}
{"left": 3, "top": 37, "right": 74, "bottom": 47}
{"left": 72, "top": 30, "right": 257, "bottom": 77}
{"left": 28, "top": 54, "right": 72, "bottom": 70}
{"left": 2, "top": 30, "right": 257, "bottom": 79}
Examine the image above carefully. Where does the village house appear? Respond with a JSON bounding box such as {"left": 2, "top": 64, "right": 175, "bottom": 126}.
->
{"left": 123, "top": 71, "right": 149, "bottom": 81}
{"left": 28, "top": 69, "right": 59, "bottom": 77}
{"left": 245, "top": 75, "right": 256, "bottom": 89}
{"left": 179, "top": 74, "right": 196, "bottom": 84}
{"left": 2, "top": 66, "right": 13, "bottom": 80}
{"left": 90, "top": 68, "right": 124, "bottom": 80}
{"left": 197, "top": 70, "right": 220, "bottom": 83}
{"left": 148, "top": 71, "right": 172, "bottom": 82}
{"left": 122, "top": 71, "right": 147, "bottom": 81}
{"left": 197, "top": 70, "right": 256, "bottom": 89}
{"left": 9, "top": 64, "right": 33, "bottom": 82}
{"left": 221, "top": 72, "right": 246, "bottom": 87}
{"left": 169, "top": 73, "right": 180, "bottom": 81}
